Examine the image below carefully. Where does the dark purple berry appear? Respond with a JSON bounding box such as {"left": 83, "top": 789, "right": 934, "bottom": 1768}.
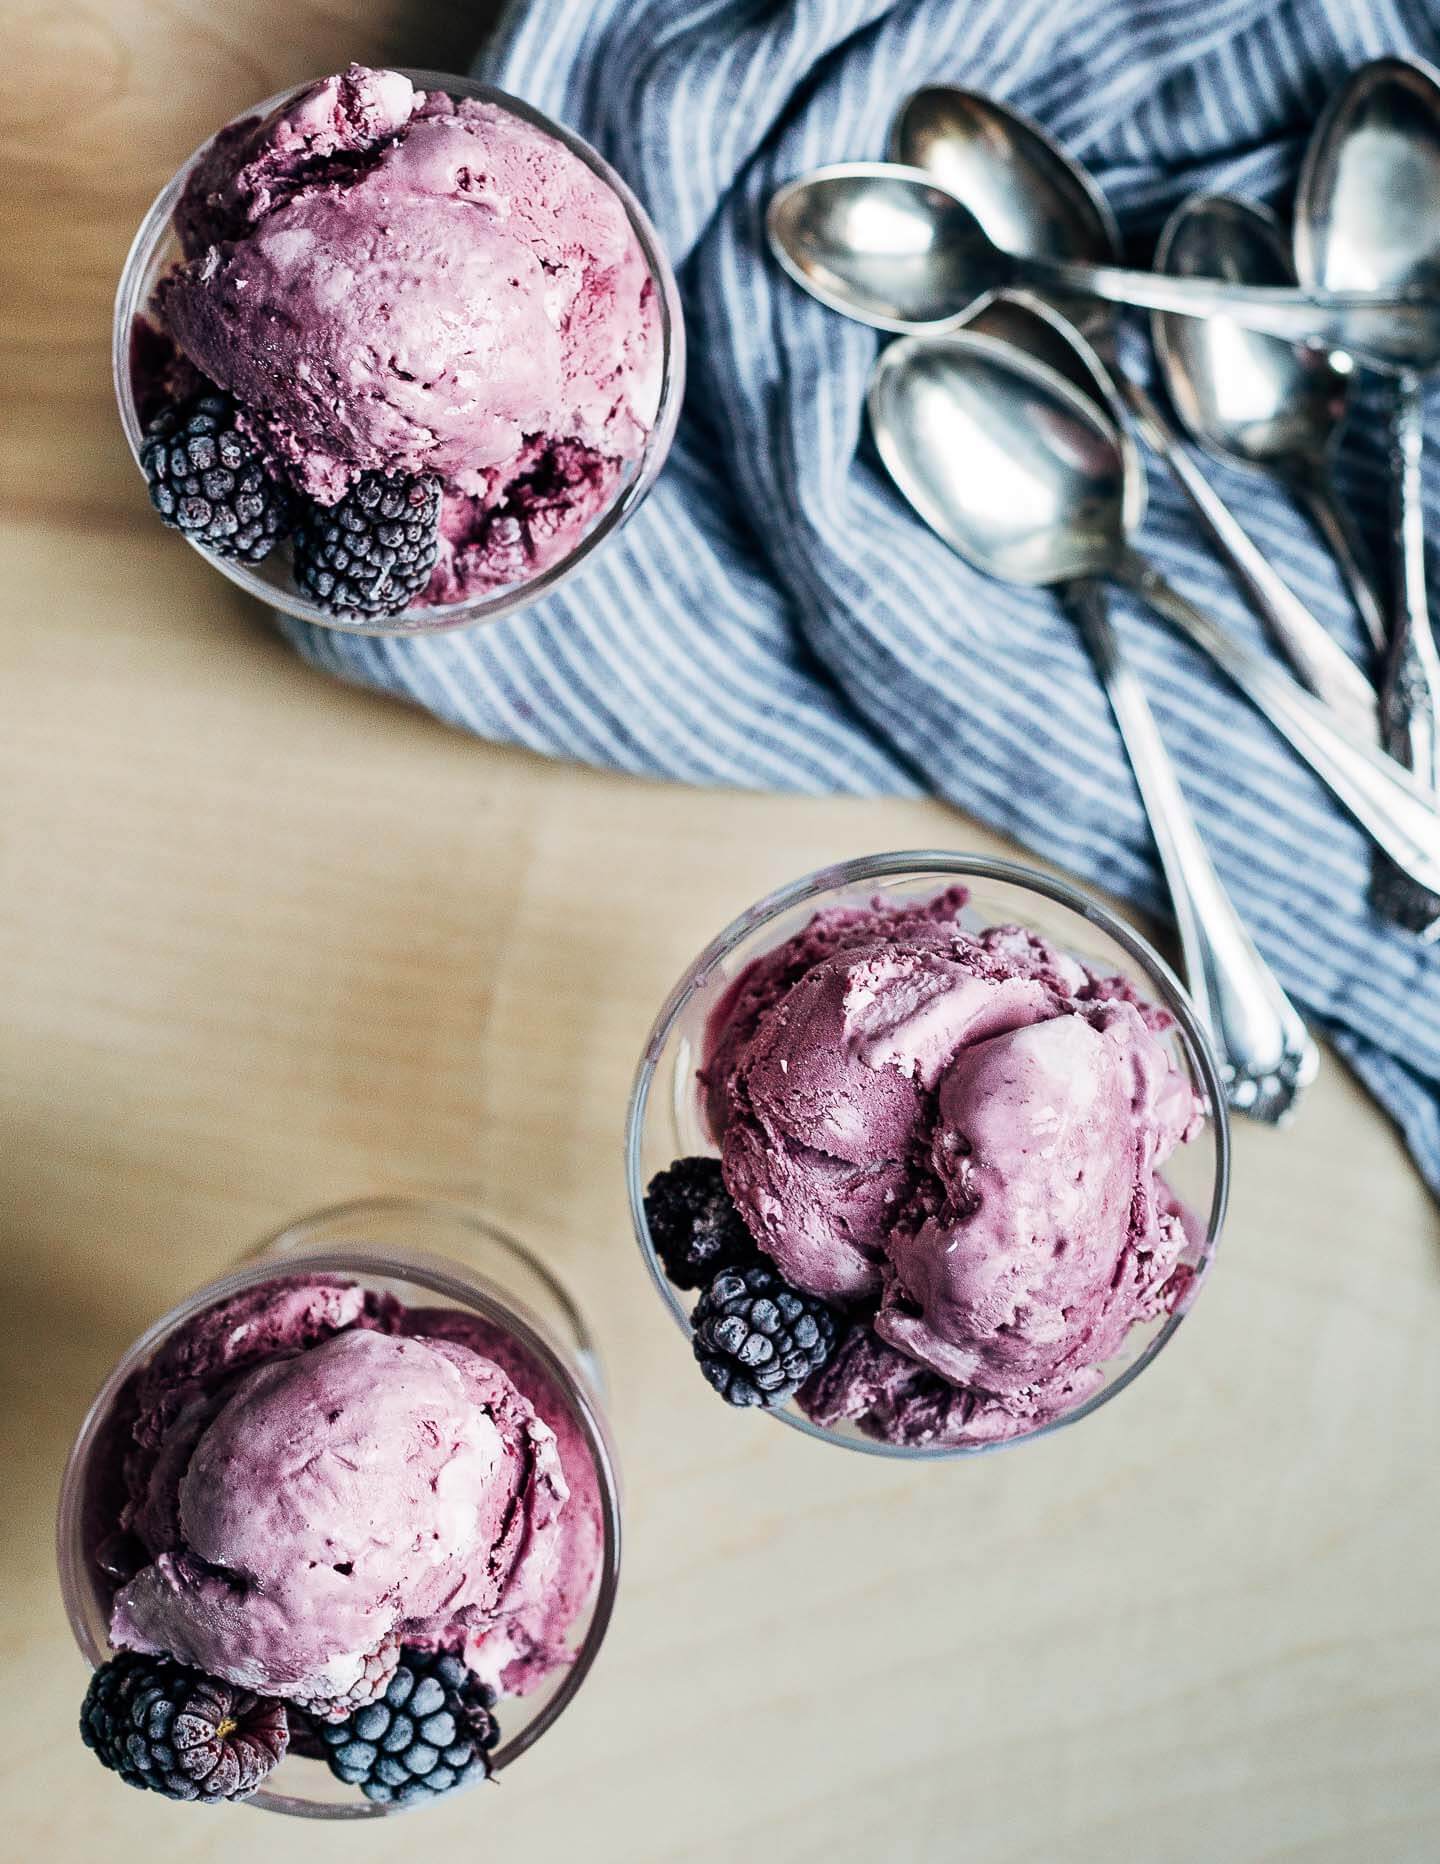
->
{"left": 80, "top": 1651, "right": 289, "bottom": 1802}
{"left": 692, "top": 1262, "right": 837, "bottom": 1408}
{"left": 645, "top": 1156, "right": 760, "bottom": 1290}
{"left": 140, "top": 393, "right": 292, "bottom": 562}
{"left": 293, "top": 472, "right": 441, "bottom": 618}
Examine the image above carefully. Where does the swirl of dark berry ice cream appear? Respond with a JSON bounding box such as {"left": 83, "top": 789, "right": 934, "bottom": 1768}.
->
{"left": 700, "top": 890, "right": 1203, "bottom": 1446}
{"left": 92, "top": 1277, "right": 603, "bottom": 1715}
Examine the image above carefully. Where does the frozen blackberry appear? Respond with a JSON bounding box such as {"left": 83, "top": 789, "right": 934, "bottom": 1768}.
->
{"left": 315, "top": 1648, "right": 499, "bottom": 1806}
{"left": 692, "top": 1262, "right": 838, "bottom": 1408}
{"left": 293, "top": 471, "right": 441, "bottom": 618}
{"left": 644, "top": 1156, "right": 760, "bottom": 1289}
{"left": 80, "top": 1651, "right": 289, "bottom": 1802}
{"left": 141, "top": 393, "right": 292, "bottom": 562}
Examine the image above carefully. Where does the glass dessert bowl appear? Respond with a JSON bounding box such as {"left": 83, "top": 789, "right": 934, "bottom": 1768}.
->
{"left": 114, "top": 65, "right": 684, "bottom": 635}
{"left": 627, "top": 853, "right": 1230, "bottom": 1460}
{"left": 57, "top": 1196, "right": 620, "bottom": 1818}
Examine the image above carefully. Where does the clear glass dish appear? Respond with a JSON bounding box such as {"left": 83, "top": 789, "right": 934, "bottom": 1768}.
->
{"left": 56, "top": 1196, "right": 621, "bottom": 1818}
{"left": 112, "top": 70, "right": 685, "bottom": 635}
{"left": 626, "top": 852, "right": 1230, "bottom": 1460}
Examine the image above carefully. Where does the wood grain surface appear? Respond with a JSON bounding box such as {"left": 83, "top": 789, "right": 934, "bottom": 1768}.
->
{"left": 3, "top": 4, "right": 1439, "bottom": 1860}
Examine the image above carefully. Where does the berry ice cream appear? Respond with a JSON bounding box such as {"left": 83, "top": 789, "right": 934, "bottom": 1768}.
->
{"left": 132, "top": 64, "right": 665, "bottom": 617}
{"left": 669, "top": 888, "right": 1206, "bottom": 1447}
{"left": 87, "top": 1277, "right": 604, "bottom": 1722}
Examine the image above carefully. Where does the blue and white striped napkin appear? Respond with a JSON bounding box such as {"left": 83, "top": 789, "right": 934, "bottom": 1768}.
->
{"left": 282, "top": 0, "right": 1440, "bottom": 1196}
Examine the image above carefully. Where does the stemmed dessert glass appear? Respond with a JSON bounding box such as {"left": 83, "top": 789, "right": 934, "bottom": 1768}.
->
{"left": 56, "top": 1196, "right": 621, "bottom": 1818}
{"left": 626, "top": 852, "right": 1231, "bottom": 1459}
{"left": 112, "top": 71, "right": 686, "bottom": 636}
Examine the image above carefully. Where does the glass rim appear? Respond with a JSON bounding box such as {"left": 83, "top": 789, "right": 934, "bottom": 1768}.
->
{"left": 55, "top": 1195, "right": 621, "bottom": 1816}
{"left": 112, "top": 67, "right": 686, "bottom": 636}
{"left": 625, "top": 849, "right": 1232, "bottom": 1461}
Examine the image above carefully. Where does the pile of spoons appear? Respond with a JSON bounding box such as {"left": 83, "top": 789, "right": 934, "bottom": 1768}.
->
{"left": 766, "top": 56, "right": 1440, "bottom": 1126}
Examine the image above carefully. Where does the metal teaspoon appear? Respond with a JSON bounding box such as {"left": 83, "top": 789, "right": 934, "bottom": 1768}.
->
{"left": 865, "top": 330, "right": 1440, "bottom": 904}
{"left": 1153, "top": 192, "right": 1387, "bottom": 661}
{"left": 767, "top": 161, "right": 1440, "bottom": 373}
{"left": 1297, "top": 55, "right": 1440, "bottom": 937}
{"left": 952, "top": 295, "right": 1319, "bottom": 1117}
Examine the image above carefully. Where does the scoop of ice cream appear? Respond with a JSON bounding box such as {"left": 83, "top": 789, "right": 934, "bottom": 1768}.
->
{"left": 708, "top": 897, "right": 1071, "bottom": 1302}
{"left": 703, "top": 892, "right": 1202, "bottom": 1439}
{"left": 159, "top": 65, "right": 660, "bottom": 520}
{"left": 103, "top": 1289, "right": 595, "bottom": 1710}
{"left": 722, "top": 939, "right": 1080, "bottom": 1301}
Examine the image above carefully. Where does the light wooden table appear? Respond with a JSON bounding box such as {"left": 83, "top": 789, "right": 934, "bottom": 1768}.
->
{"left": 4, "top": 4, "right": 1439, "bottom": 1860}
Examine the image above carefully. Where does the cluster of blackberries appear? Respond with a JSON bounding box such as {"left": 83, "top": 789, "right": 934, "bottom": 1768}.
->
{"left": 645, "top": 1157, "right": 839, "bottom": 1408}
{"left": 142, "top": 392, "right": 440, "bottom": 619}
{"left": 81, "top": 1644, "right": 498, "bottom": 1809}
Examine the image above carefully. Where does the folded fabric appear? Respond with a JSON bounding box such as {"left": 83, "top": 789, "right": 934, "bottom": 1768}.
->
{"left": 279, "top": 0, "right": 1440, "bottom": 1197}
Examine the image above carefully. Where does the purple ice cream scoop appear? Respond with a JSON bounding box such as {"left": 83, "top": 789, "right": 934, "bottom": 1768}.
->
{"left": 94, "top": 1277, "right": 602, "bottom": 1713}
{"left": 150, "top": 64, "right": 661, "bottom": 601}
{"left": 701, "top": 892, "right": 1203, "bottom": 1445}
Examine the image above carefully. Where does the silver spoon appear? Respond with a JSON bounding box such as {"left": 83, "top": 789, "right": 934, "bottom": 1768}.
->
{"left": 865, "top": 330, "right": 1440, "bottom": 905}
{"left": 1297, "top": 55, "right": 1440, "bottom": 936}
{"left": 884, "top": 89, "right": 1379, "bottom": 744}
{"left": 1153, "top": 193, "right": 1387, "bottom": 660}
{"left": 767, "top": 161, "right": 1440, "bottom": 373}
{"left": 953, "top": 296, "right": 1318, "bottom": 1117}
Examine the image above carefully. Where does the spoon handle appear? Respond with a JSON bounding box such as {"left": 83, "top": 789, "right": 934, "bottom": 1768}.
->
{"left": 1386, "top": 377, "right": 1440, "bottom": 787}
{"left": 1293, "top": 472, "right": 1389, "bottom": 662}
{"left": 1025, "top": 255, "right": 1440, "bottom": 375}
{"left": 1067, "top": 580, "right": 1317, "bottom": 1121}
{"left": 1115, "top": 550, "right": 1440, "bottom": 915}
{"left": 1371, "top": 376, "right": 1440, "bottom": 933}
{"left": 1119, "top": 379, "right": 1379, "bottom": 741}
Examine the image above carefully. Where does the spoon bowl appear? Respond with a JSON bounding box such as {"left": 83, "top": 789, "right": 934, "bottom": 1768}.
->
{"left": 868, "top": 331, "right": 1125, "bottom": 585}
{"left": 959, "top": 290, "right": 1146, "bottom": 531}
{"left": 1296, "top": 56, "right": 1440, "bottom": 296}
{"left": 767, "top": 162, "right": 1001, "bottom": 331}
{"left": 1155, "top": 195, "right": 1353, "bottom": 474}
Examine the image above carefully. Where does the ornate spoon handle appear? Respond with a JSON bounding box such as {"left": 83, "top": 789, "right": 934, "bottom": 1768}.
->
{"left": 1371, "top": 376, "right": 1440, "bottom": 936}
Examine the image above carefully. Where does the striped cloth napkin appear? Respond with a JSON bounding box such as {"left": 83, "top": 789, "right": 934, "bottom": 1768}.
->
{"left": 281, "top": 0, "right": 1440, "bottom": 1196}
